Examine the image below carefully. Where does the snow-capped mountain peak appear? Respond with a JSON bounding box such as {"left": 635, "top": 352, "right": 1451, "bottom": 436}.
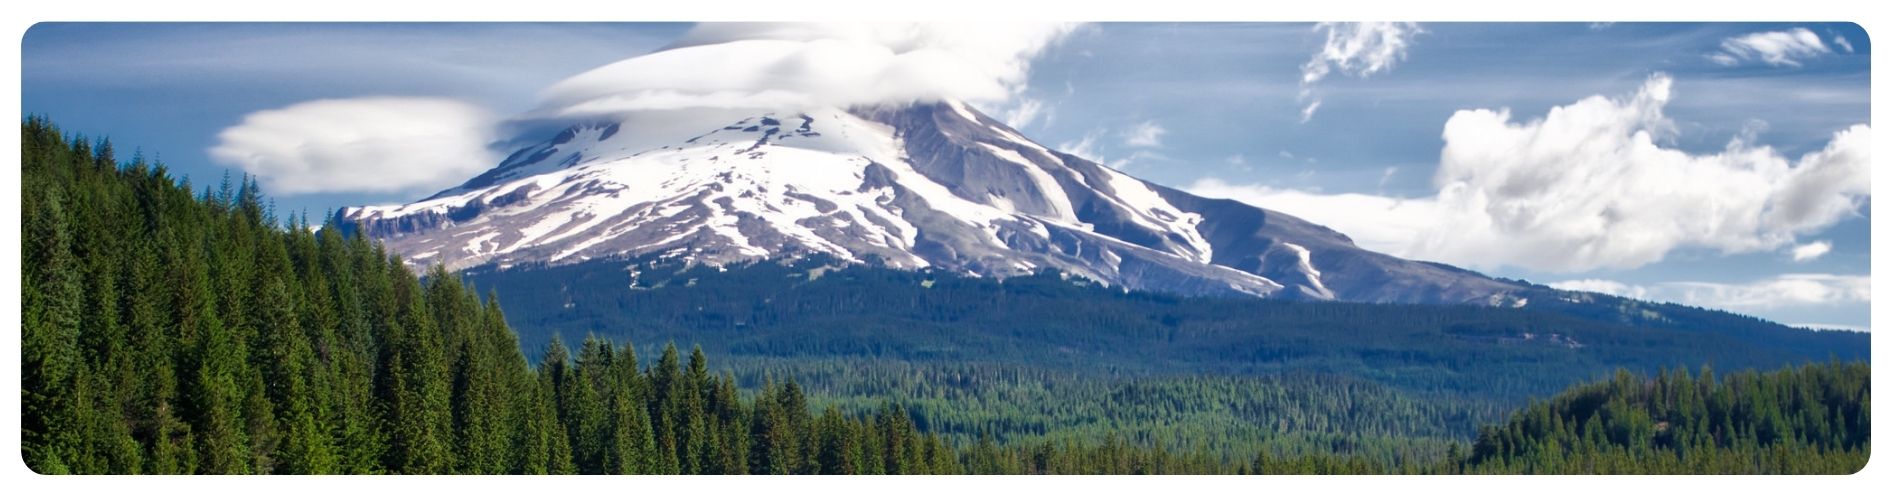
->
{"left": 338, "top": 100, "right": 1524, "bottom": 304}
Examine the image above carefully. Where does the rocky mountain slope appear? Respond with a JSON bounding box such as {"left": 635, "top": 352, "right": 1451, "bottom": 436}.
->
{"left": 338, "top": 100, "right": 1526, "bottom": 304}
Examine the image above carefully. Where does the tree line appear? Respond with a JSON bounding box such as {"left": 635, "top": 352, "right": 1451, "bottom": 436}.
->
{"left": 19, "top": 116, "right": 1869, "bottom": 474}
{"left": 1458, "top": 362, "right": 1869, "bottom": 473}
{"left": 462, "top": 250, "right": 1866, "bottom": 405}
{"left": 20, "top": 116, "right": 959, "bottom": 474}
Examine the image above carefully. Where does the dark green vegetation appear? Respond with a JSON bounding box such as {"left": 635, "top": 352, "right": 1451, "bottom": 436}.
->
{"left": 19, "top": 117, "right": 1871, "bottom": 474}
{"left": 462, "top": 253, "right": 1866, "bottom": 460}
{"left": 1460, "top": 362, "right": 1870, "bottom": 473}
{"left": 20, "top": 116, "right": 956, "bottom": 474}
{"left": 466, "top": 256, "right": 1865, "bottom": 402}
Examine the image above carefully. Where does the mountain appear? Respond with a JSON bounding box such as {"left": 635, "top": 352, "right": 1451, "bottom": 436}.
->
{"left": 339, "top": 100, "right": 1526, "bottom": 304}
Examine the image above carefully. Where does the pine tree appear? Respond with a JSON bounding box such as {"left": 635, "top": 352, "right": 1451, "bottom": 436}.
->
{"left": 257, "top": 278, "right": 338, "bottom": 473}
{"left": 385, "top": 266, "right": 453, "bottom": 473}
{"left": 22, "top": 185, "right": 85, "bottom": 473}
{"left": 649, "top": 343, "right": 685, "bottom": 474}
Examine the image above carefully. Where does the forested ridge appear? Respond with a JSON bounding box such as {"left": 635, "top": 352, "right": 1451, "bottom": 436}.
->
{"left": 1459, "top": 362, "right": 1869, "bottom": 473}
{"left": 466, "top": 254, "right": 1866, "bottom": 403}
{"left": 19, "top": 117, "right": 1871, "bottom": 474}
{"left": 20, "top": 116, "right": 961, "bottom": 474}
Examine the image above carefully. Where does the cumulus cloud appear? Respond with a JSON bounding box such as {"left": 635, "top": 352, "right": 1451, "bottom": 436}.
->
{"left": 1298, "top": 22, "right": 1422, "bottom": 122}
{"left": 536, "top": 22, "right": 1079, "bottom": 117}
{"left": 209, "top": 97, "right": 499, "bottom": 195}
{"left": 1790, "top": 241, "right": 1832, "bottom": 262}
{"left": 1551, "top": 274, "right": 1869, "bottom": 312}
{"left": 1121, "top": 121, "right": 1167, "bottom": 147}
{"left": 1187, "top": 179, "right": 1449, "bottom": 257}
{"left": 1189, "top": 74, "right": 1871, "bottom": 273}
{"left": 1709, "top": 28, "right": 1831, "bottom": 67}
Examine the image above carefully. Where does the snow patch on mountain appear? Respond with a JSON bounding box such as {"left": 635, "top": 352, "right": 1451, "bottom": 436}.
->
{"left": 339, "top": 100, "right": 1525, "bottom": 303}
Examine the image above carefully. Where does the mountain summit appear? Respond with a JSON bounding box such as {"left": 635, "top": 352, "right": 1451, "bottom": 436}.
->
{"left": 338, "top": 101, "right": 1526, "bottom": 304}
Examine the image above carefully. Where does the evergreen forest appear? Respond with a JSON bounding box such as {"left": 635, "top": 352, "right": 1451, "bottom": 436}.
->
{"left": 19, "top": 117, "right": 1872, "bottom": 474}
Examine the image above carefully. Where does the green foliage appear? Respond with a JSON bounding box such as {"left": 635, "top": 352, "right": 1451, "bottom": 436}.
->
{"left": 463, "top": 256, "right": 1867, "bottom": 403}
{"left": 1461, "top": 362, "right": 1870, "bottom": 474}
{"left": 21, "top": 116, "right": 964, "bottom": 475}
{"left": 18, "top": 117, "right": 1871, "bottom": 475}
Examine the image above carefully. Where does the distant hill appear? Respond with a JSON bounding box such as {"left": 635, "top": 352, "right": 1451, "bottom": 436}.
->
{"left": 461, "top": 255, "right": 1867, "bottom": 403}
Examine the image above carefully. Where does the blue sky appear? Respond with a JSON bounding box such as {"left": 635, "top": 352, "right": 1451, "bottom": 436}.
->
{"left": 20, "top": 22, "right": 1871, "bottom": 329}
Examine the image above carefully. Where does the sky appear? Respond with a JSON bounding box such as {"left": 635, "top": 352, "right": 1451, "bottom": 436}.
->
{"left": 19, "top": 22, "right": 1871, "bottom": 330}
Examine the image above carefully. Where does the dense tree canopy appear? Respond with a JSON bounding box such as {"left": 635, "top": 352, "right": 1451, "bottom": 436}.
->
{"left": 18, "top": 117, "right": 1870, "bottom": 475}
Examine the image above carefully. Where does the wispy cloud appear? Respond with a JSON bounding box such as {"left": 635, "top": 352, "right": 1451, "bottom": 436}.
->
{"left": 1709, "top": 28, "right": 1831, "bottom": 67}
{"left": 1550, "top": 274, "right": 1869, "bottom": 312}
{"left": 1298, "top": 22, "right": 1422, "bottom": 122}
{"left": 1056, "top": 130, "right": 1111, "bottom": 166}
{"left": 1121, "top": 120, "right": 1167, "bottom": 147}
{"left": 995, "top": 97, "right": 1047, "bottom": 130}
{"left": 1058, "top": 120, "right": 1180, "bottom": 170}
{"left": 1225, "top": 154, "right": 1250, "bottom": 171}
{"left": 1831, "top": 34, "right": 1855, "bottom": 53}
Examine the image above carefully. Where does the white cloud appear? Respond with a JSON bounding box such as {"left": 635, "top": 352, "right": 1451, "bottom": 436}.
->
{"left": 1710, "top": 28, "right": 1830, "bottom": 67}
{"left": 1546, "top": 279, "right": 1647, "bottom": 299}
{"left": 1056, "top": 131, "right": 1104, "bottom": 162}
{"left": 1298, "top": 100, "right": 1323, "bottom": 123}
{"left": 1832, "top": 34, "right": 1855, "bottom": 53}
{"left": 208, "top": 23, "right": 1080, "bottom": 197}
{"left": 1121, "top": 120, "right": 1167, "bottom": 147}
{"left": 1059, "top": 122, "right": 1176, "bottom": 170}
{"left": 1790, "top": 241, "right": 1832, "bottom": 262}
{"left": 535, "top": 23, "right": 1079, "bottom": 117}
{"left": 1188, "top": 74, "right": 1872, "bottom": 273}
{"left": 209, "top": 97, "right": 499, "bottom": 195}
{"left": 997, "top": 97, "right": 1047, "bottom": 130}
{"left": 1057, "top": 130, "right": 1134, "bottom": 169}
{"left": 1187, "top": 178, "right": 1448, "bottom": 256}
{"left": 1298, "top": 22, "right": 1422, "bottom": 122}
{"left": 1552, "top": 274, "right": 1869, "bottom": 312}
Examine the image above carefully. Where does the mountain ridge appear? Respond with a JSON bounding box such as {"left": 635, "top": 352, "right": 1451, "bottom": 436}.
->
{"left": 337, "top": 100, "right": 1528, "bottom": 305}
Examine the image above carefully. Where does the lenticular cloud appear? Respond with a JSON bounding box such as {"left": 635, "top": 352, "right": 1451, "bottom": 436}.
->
{"left": 211, "top": 23, "right": 1080, "bottom": 196}
{"left": 209, "top": 97, "right": 499, "bottom": 195}
{"left": 535, "top": 22, "right": 1080, "bottom": 117}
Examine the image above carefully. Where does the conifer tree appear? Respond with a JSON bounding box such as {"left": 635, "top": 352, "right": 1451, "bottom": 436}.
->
{"left": 22, "top": 185, "right": 84, "bottom": 473}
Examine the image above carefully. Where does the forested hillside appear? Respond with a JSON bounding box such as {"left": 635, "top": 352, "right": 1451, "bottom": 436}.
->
{"left": 464, "top": 255, "right": 1867, "bottom": 402}
{"left": 18, "top": 117, "right": 1871, "bottom": 474}
{"left": 19, "top": 116, "right": 962, "bottom": 474}
{"left": 1459, "top": 362, "right": 1870, "bottom": 473}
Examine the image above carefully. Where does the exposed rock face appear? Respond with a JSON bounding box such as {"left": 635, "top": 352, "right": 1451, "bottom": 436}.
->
{"left": 338, "top": 100, "right": 1526, "bottom": 304}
